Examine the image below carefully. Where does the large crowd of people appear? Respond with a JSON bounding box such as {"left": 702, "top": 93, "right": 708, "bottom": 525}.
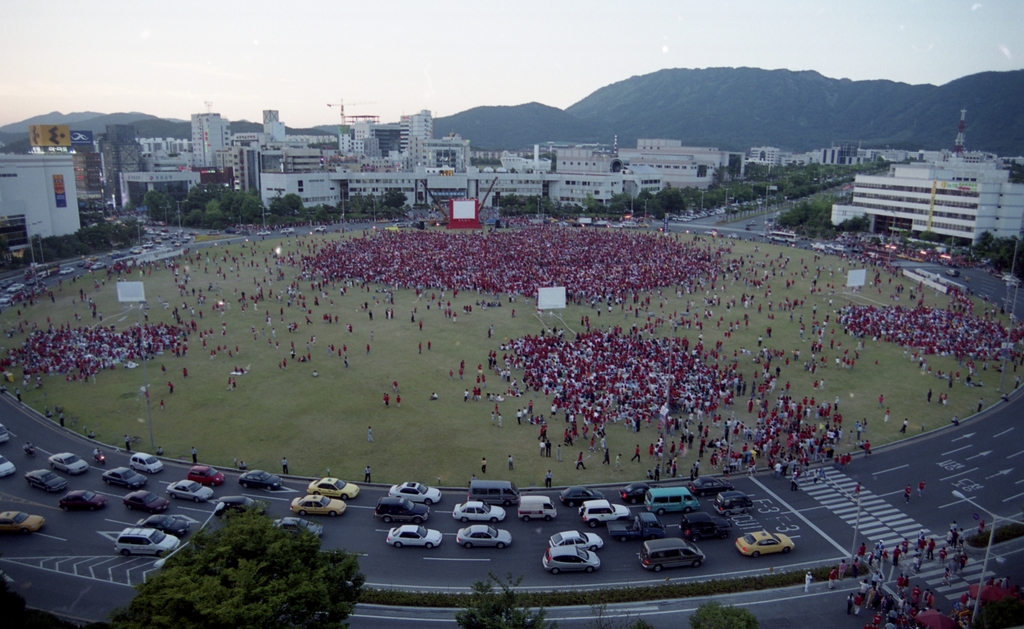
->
{"left": 298, "top": 229, "right": 722, "bottom": 301}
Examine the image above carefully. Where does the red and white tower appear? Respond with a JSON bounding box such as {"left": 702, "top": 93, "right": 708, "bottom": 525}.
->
{"left": 952, "top": 108, "right": 967, "bottom": 157}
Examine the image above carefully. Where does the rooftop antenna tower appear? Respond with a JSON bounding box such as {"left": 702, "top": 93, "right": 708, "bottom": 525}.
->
{"left": 204, "top": 101, "right": 213, "bottom": 114}
{"left": 952, "top": 108, "right": 967, "bottom": 157}
{"left": 613, "top": 134, "right": 618, "bottom": 156}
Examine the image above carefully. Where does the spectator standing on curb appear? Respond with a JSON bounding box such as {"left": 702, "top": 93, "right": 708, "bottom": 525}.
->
{"left": 481, "top": 457, "right": 487, "bottom": 474}
{"left": 507, "top": 454, "right": 514, "bottom": 471}
{"left": 124, "top": 434, "right": 132, "bottom": 453}
{"left": 364, "top": 465, "right": 371, "bottom": 482}
{"left": 545, "top": 470, "right": 552, "bottom": 488}
{"left": 804, "top": 571, "right": 813, "bottom": 592}
{"left": 828, "top": 567, "right": 838, "bottom": 590}
{"left": 282, "top": 457, "right": 289, "bottom": 474}
{"left": 191, "top": 446, "right": 197, "bottom": 464}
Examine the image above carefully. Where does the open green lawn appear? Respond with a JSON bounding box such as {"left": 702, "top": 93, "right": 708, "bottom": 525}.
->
{"left": 4, "top": 230, "right": 1015, "bottom": 489}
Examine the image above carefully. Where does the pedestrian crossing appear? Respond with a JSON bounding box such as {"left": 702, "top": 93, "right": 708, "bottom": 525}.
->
{"left": 910, "top": 558, "right": 992, "bottom": 598}
{"left": 801, "top": 469, "right": 931, "bottom": 548}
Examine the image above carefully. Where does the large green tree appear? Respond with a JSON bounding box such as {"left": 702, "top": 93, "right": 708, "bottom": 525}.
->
{"left": 455, "top": 573, "right": 551, "bottom": 629}
{"left": 689, "top": 602, "right": 758, "bottom": 629}
{"left": 110, "top": 509, "right": 363, "bottom": 629}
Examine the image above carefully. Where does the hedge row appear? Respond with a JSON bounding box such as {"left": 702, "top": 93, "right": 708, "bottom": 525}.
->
{"left": 358, "top": 565, "right": 836, "bottom": 608}
{"left": 966, "top": 522, "right": 1024, "bottom": 548}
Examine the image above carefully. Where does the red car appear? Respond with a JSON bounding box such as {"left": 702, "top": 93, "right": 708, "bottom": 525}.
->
{"left": 59, "top": 490, "right": 108, "bottom": 511}
{"left": 188, "top": 465, "right": 225, "bottom": 486}
{"left": 123, "top": 490, "right": 170, "bottom": 513}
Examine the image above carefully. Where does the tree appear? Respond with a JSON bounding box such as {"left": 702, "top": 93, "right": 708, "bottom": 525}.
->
{"left": 454, "top": 573, "right": 551, "bottom": 629}
{"left": 110, "top": 509, "right": 363, "bottom": 629}
{"left": 382, "top": 189, "right": 407, "bottom": 210}
{"left": 143, "top": 190, "right": 172, "bottom": 223}
{"left": 974, "top": 597, "right": 1024, "bottom": 629}
{"left": 689, "top": 602, "right": 758, "bottom": 629}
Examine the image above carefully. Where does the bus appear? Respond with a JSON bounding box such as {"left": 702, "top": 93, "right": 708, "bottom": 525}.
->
{"left": 24, "top": 262, "right": 59, "bottom": 283}
{"left": 768, "top": 230, "right": 797, "bottom": 244}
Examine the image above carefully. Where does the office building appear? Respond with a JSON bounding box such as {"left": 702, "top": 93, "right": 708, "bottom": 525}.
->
{"left": 191, "top": 113, "right": 231, "bottom": 168}
{"left": 0, "top": 155, "right": 81, "bottom": 260}
{"left": 99, "top": 124, "right": 142, "bottom": 208}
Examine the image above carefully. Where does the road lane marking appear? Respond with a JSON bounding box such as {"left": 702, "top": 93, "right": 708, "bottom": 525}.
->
{"left": 872, "top": 464, "right": 909, "bottom": 475}
{"left": 993, "top": 428, "right": 1014, "bottom": 438}
{"left": 33, "top": 532, "right": 67, "bottom": 541}
{"left": 1008, "top": 451, "right": 1024, "bottom": 459}
{"left": 965, "top": 451, "right": 993, "bottom": 460}
{"left": 422, "top": 557, "right": 490, "bottom": 562}
{"left": 747, "top": 477, "right": 848, "bottom": 555}
{"left": 951, "top": 433, "right": 976, "bottom": 442}
{"left": 939, "top": 467, "right": 979, "bottom": 481}
{"left": 941, "top": 445, "right": 972, "bottom": 456}
{"left": 986, "top": 468, "right": 1014, "bottom": 479}
{"left": 1002, "top": 491, "right": 1024, "bottom": 503}
{"left": 241, "top": 492, "right": 290, "bottom": 502}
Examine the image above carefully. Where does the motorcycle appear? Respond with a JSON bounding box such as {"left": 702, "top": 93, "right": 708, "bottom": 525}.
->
{"left": 93, "top": 450, "right": 106, "bottom": 465}
{"left": 23, "top": 443, "right": 35, "bottom": 457}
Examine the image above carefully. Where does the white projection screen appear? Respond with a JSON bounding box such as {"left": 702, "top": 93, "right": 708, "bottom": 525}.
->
{"left": 451, "top": 199, "right": 476, "bottom": 219}
{"left": 846, "top": 269, "right": 867, "bottom": 288}
{"left": 537, "top": 287, "right": 567, "bottom": 310}
{"left": 117, "top": 281, "right": 146, "bottom": 303}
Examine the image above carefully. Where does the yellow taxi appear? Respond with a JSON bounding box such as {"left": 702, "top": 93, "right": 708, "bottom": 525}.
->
{"left": 290, "top": 495, "right": 347, "bottom": 517}
{"left": 735, "top": 530, "right": 794, "bottom": 557}
{"left": 306, "top": 477, "right": 360, "bottom": 500}
{"left": 0, "top": 511, "right": 45, "bottom": 534}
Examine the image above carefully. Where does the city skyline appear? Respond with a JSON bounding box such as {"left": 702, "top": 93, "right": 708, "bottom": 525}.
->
{"left": 2, "top": 0, "right": 1022, "bottom": 130}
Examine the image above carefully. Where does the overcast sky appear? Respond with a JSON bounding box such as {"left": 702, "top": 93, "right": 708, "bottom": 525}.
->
{"left": 2, "top": 0, "right": 1021, "bottom": 129}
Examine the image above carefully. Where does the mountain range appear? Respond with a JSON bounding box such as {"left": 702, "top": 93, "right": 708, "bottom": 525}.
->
{"left": 3, "top": 67, "right": 1022, "bottom": 155}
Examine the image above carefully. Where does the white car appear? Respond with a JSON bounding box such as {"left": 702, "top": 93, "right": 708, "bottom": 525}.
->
{"left": 313, "top": 226, "right": 327, "bottom": 233}
{"left": 256, "top": 230, "right": 272, "bottom": 236}
{"left": 578, "top": 500, "right": 631, "bottom": 528}
{"left": 548, "top": 530, "right": 604, "bottom": 551}
{"left": 0, "top": 423, "right": 9, "bottom": 443}
{"left": 167, "top": 480, "right": 215, "bottom": 502}
{"left": 129, "top": 453, "right": 164, "bottom": 474}
{"left": 388, "top": 482, "right": 442, "bottom": 505}
{"left": 386, "top": 524, "right": 443, "bottom": 548}
{"left": 48, "top": 453, "right": 90, "bottom": 475}
{"left": 456, "top": 524, "right": 512, "bottom": 549}
{"left": 59, "top": 266, "right": 75, "bottom": 275}
{"left": 0, "top": 455, "right": 15, "bottom": 477}
{"left": 5, "top": 283, "right": 25, "bottom": 294}
{"left": 452, "top": 501, "right": 506, "bottom": 523}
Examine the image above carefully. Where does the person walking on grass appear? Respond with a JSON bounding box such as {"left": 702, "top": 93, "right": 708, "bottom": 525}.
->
{"left": 576, "top": 452, "right": 586, "bottom": 470}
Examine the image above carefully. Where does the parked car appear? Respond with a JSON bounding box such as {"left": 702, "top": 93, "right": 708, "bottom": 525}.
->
{"left": 123, "top": 490, "right": 170, "bottom": 513}
{"left": 559, "top": 486, "right": 604, "bottom": 507}
{"left": 25, "top": 469, "right": 68, "bottom": 493}
{"left": 47, "top": 452, "right": 89, "bottom": 475}
{"left": 619, "top": 482, "right": 651, "bottom": 505}
{"left": 542, "top": 546, "right": 600, "bottom": 574}
{"left": 59, "top": 490, "right": 108, "bottom": 511}
{"left": 578, "top": 499, "right": 630, "bottom": 528}
{"left": 374, "top": 497, "right": 429, "bottom": 524}
{"left": 307, "top": 477, "right": 360, "bottom": 500}
{"left": 290, "top": 495, "right": 347, "bottom": 517}
{"left": 238, "top": 469, "right": 283, "bottom": 490}
{"left": 0, "top": 511, "right": 45, "bottom": 533}
{"left": 187, "top": 465, "right": 225, "bottom": 486}
{"left": 386, "top": 524, "right": 443, "bottom": 548}
{"left": 167, "top": 480, "right": 215, "bottom": 502}
{"left": 214, "top": 495, "right": 266, "bottom": 516}
{"left": 136, "top": 514, "right": 191, "bottom": 538}
{"left": 456, "top": 525, "right": 512, "bottom": 549}
{"left": 115, "top": 527, "right": 179, "bottom": 556}
{"left": 452, "top": 501, "right": 506, "bottom": 523}
{"left": 686, "top": 477, "right": 734, "bottom": 497}
{"left": 129, "top": 453, "right": 164, "bottom": 474}
{"left": 548, "top": 530, "right": 604, "bottom": 551}
{"left": 638, "top": 538, "right": 705, "bottom": 571}
{"left": 735, "top": 531, "right": 795, "bottom": 557}
{"left": 388, "top": 482, "right": 442, "bottom": 505}
{"left": 102, "top": 467, "right": 148, "bottom": 489}
{"left": 274, "top": 517, "right": 323, "bottom": 537}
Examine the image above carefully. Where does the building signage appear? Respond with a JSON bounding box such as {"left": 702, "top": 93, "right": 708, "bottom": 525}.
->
{"left": 52, "top": 174, "right": 67, "bottom": 207}
{"left": 29, "top": 124, "right": 70, "bottom": 147}
{"left": 70, "top": 130, "right": 94, "bottom": 145}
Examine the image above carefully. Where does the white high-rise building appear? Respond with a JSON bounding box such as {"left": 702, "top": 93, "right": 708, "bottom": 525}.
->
{"left": 263, "top": 110, "right": 286, "bottom": 143}
{"left": 401, "top": 110, "right": 433, "bottom": 152}
{"left": 191, "top": 113, "right": 231, "bottom": 168}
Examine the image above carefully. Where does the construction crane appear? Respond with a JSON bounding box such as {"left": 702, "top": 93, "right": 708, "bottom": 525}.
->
{"left": 326, "top": 99, "right": 375, "bottom": 127}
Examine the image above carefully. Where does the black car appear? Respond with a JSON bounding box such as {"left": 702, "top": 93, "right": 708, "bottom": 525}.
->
{"left": 680, "top": 512, "right": 734, "bottom": 541}
{"left": 214, "top": 495, "right": 266, "bottom": 516}
{"left": 238, "top": 470, "right": 283, "bottom": 490}
{"left": 619, "top": 482, "right": 652, "bottom": 505}
{"left": 686, "top": 477, "right": 735, "bottom": 497}
{"left": 103, "top": 467, "right": 149, "bottom": 489}
{"left": 123, "top": 491, "right": 170, "bottom": 513}
{"left": 137, "top": 514, "right": 191, "bottom": 537}
{"left": 373, "top": 497, "right": 429, "bottom": 524}
{"left": 558, "top": 486, "right": 604, "bottom": 507}
{"left": 25, "top": 469, "right": 68, "bottom": 493}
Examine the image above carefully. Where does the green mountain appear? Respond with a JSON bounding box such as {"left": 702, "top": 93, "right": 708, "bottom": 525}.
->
{"left": 434, "top": 68, "right": 1024, "bottom": 154}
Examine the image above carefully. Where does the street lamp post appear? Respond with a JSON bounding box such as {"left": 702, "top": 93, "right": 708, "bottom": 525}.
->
{"left": 999, "top": 237, "right": 1021, "bottom": 392}
{"left": 951, "top": 490, "right": 995, "bottom": 624}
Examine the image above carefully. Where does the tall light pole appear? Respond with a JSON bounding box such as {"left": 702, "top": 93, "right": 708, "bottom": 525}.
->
{"left": 951, "top": 490, "right": 996, "bottom": 624}
{"left": 999, "top": 236, "right": 1020, "bottom": 392}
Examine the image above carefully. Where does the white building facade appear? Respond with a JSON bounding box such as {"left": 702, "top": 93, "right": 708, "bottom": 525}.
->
{"left": 191, "top": 113, "right": 231, "bottom": 168}
{"left": 0, "top": 155, "right": 82, "bottom": 256}
{"left": 831, "top": 162, "right": 1024, "bottom": 243}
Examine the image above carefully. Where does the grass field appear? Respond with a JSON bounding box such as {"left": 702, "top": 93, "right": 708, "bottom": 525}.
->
{"left": 4, "top": 229, "right": 1016, "bottom": 489}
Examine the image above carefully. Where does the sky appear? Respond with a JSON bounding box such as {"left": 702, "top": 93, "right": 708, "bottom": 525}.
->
{"left": 1, "top": 0, "right": 1022, "bottom": 129}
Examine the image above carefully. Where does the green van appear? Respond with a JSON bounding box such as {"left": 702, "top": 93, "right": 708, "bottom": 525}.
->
{"left": 644, "top": 487, "right": 700, "bottom": 515}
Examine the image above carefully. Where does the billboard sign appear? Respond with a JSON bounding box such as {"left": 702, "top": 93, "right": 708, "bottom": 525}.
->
{"left": 29, "top": 124, "right": 71, "bottom": 147}
{"left": 69, "top": 130, "right": 94, "bottom": 145}
{"left": 52, "top": 174, "right": 67, "bottom": 208}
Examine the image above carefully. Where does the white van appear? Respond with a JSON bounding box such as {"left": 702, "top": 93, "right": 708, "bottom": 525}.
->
{"left": 517, "top": 495, "right": 557, "bottom": 522}
{"left": 115, "top": 527, "right": 180, "bottom": 556}
{"left": 129, "top": 453, "right": 164, "bottom": 474}
{"left": 281, "top": 227, "right": 295, "bottom": 235}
